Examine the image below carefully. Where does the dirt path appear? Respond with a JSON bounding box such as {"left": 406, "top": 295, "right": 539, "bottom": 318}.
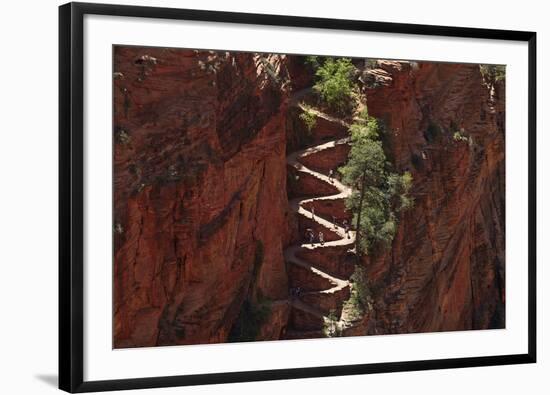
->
{"left": 295, "top": 102, "right": 350, "bottom": 128}
{"left": 284, "top": 120, "right": 356, "bottom": 338}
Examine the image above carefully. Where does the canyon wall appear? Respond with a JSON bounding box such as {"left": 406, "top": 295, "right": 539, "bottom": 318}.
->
{"left": 358, "top": 61, "right": 505, "bottom": 334}
{"left": 113, "top": 49, "right": 506, "bottom": 347}
{"left": 113, "top": 48, "right": 291, "bottom": 347}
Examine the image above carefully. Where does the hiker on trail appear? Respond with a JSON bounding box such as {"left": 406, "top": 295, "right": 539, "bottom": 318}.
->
{"left": 306, "top": 228, "right": 315, "bottom": 245}
{"left": 343, "top": 219, "right": 350, "bottom": 239}
{"left": 311, "top": 206, "right": 315, "bottom": 220}
{"left": 328, "top": 169, "right": 334, "bottom": 183}
{"left": 319, "top": 231, "right": 324, "bottom": 246}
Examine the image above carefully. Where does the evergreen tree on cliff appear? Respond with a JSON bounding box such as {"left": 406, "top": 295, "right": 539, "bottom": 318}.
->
{"left": 340, "top": 109, "right": 412, "bottom": 255}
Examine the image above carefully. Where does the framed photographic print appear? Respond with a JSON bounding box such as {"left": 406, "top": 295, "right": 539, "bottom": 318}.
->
{"left": 59, "top": 2, "right": 537, "bottom": 392}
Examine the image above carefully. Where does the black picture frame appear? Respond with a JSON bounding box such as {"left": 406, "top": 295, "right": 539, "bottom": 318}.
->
{"left": 59, "top": 2, "right": 537, "bottom": 393}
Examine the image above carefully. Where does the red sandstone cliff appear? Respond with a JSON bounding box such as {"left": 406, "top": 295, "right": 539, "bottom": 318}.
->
{"left": 113, "top": 48, "right": 291, "bottom": 347}
{"left": 113, "top": 50, "right": 505, "bottom": 347}
{"left": 356, "top": 61, "right": 505, "bottom": 334}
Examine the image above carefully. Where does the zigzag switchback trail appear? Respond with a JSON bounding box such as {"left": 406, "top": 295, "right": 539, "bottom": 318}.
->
{"left": 284, "top": 104, "right": 359, "bottom": 339}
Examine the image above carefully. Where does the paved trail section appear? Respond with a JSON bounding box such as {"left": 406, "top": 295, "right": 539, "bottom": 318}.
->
{"left": 284, "top": 108, "right": 357, "bottom": 340}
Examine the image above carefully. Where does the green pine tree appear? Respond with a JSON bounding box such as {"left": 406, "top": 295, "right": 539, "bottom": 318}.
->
{"left": 340, "top": 110, "right": 413, "bottom": 255}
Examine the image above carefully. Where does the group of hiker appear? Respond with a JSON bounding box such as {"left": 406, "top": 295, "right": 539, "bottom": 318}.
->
{"left": 305, "top": 228, "right": 324, "bottom": 246}
{"left": 299, "top": 168, "right": 352, "bottom": 246}
{"left": 304, "top": 210, "right": 351, "bottom": 246}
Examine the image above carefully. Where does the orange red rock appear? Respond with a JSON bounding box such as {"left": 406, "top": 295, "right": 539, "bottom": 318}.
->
{"left": 360, "top": 61, "right": 505, "bottom": 334}
{"left": 113, "top": 51, "right": 505, "bottom": 347}
{"left": 113, "top": 47, "right": 291, "bottom": 347}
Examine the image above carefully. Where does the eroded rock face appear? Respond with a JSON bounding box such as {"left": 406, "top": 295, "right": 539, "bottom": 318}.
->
{"left": 113, "top": 50, "right": 505, "bottom": 347}
{"left": 113, "top": 47, "right": 291, "bottom": 347}
{"left": 358, "top": 61, "right": 505, "bottom": 334}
